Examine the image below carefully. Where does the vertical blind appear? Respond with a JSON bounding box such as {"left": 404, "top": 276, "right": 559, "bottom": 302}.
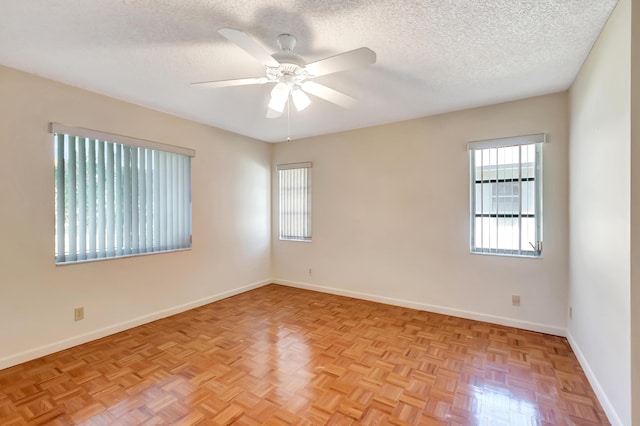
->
{"left": 278, "top": 162, "right": 312, "bottom": 241}
{"left": 52, "top": 123, "right": 194, "bottom": 264}
{"left": 468, "top": 134, "right": 544, "bottom": 257}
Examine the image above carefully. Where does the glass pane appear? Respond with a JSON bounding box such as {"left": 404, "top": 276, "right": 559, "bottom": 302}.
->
{"left": 496, "top": 146, "right": 518, "bottom": 181}
{"left": 475, "top": 217, "right": 494, "bottom": 250}
{"left": 520, "top": 217, "right": 536, "bottom": 252}
{"left": 476, "top": 182, "right": 496, "bottom": 214}
{"left": 496, "top": 217, "right": 518, "bottom": 251}
{"left": 521, "top": 181, "right": 535, "bottom": 214}
{"left": 494, "top": 181, "right": 520, "bottom": 214}
{"left": 475, "top": 217, "right": 521, "bottom": 251}
{"left": 521, "top": 144, "right": 536, "bottom": 179}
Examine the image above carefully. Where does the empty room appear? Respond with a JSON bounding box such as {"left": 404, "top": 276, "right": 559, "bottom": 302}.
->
{"left": 1, "top": 0, "right": 639, "bottom": 425}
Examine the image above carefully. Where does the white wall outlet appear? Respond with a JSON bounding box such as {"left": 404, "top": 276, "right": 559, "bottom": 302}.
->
{"left": 569, "top": 306, "right": 573, "bottom": 320}
{"left": 74, "top": 307, "right": 84, "bottom": 321}
{"left": 512, "top": 295, "right": 521, "bottom": 307}
{"left": 308, "top": 268, "right": 313, "bottom": 276}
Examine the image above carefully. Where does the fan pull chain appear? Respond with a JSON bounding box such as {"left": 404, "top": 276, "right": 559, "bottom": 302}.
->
{"left": 287, "top": 95, "right": 291, "bottom": 142}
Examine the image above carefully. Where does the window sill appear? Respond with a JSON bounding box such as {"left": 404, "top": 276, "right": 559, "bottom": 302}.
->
{"left": 55, "top": 247, "right": 192, "bottom": 266}
{"left": 470, "top": 250, "right": 542, "bottom": 259}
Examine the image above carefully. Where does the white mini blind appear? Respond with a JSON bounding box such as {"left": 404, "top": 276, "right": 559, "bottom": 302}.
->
{"left": 278, "top": 162, "right": 312, "bottom": 241}
{"left": 52, "top": 124, "right": 194, "bottom": 264}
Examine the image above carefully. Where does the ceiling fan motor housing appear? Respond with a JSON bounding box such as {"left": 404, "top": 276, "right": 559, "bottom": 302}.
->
{"left": 266, "top": 33, "right": 308, "bottom": 82}
{"left": 268, "top": 53, "right": 308, "bottom": 82}
{"left": 276, "top": 33, "right": 296, "bottom": 52}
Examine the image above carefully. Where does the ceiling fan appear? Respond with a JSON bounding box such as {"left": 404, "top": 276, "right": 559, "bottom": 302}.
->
{"left": 192, "top": 28, "right": 376, "bottom": 118}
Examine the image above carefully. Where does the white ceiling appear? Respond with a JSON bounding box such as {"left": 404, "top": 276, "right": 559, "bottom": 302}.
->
{"left": 0, "top": 1, "right": 618, "bottom": 142}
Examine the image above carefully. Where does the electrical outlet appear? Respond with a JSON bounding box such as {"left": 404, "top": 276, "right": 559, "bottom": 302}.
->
{"left": 569, "top": 306, "right": 573, "bottom": 320}
{"left": 308, "top": 268, "right": 313, "bottom": 276}
{"left": 74, "top": 307, "right": 84, "bottom": 321}
{"left": 512, "top": 295, "right": 521, "bottom": 307}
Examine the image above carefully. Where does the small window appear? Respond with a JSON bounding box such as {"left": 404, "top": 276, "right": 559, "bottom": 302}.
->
{"left": 278, "top": 162, "right": 312, "bottom": 241}
{"left": 469, "top": 134, "right": 544, "bottom": 257}
{"left": 52, "top": 123, "right": 194, "bottom": 264}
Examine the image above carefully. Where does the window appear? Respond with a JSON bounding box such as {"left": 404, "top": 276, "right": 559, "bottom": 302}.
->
{"left": 52, "top": 123, "right": 194, "bottom": 264}
{"left": 278, "top": 162, "right": 312, "bottom": 241}
{"left": 469, "top": 134, "right": 544, "bottom": 257}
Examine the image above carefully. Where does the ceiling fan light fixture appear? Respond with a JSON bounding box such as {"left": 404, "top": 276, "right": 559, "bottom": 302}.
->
{"left": 291, "top": 86, "right": 311, "bottom": 111}
{"left": 270, "top": 82, "right": 289, "bottom": 100}
{"left": 268, "top": 94, "right": 287, "bottom": 113}
{"left": 266, "top": 107, "right": 282, "bottom": 118}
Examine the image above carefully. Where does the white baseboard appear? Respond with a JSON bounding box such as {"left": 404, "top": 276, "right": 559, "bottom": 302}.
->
{"left": 0, "top": 279, "right": 271, "bottom": 371}
{"left": 273, "top": 279, "right": 565, "bottom": 337}
{"left": 566, "top": 331, "right": 623, "bottom": 426}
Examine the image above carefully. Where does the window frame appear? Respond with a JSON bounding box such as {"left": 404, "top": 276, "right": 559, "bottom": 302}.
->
{"left": 277, "top": 162, "right": 312, "bottom": 242}
{"left": 52, "top": 123, "right": 194, "bottom": 265}
{"left": 468, "top": 134, "right": 545, "bottom": 258}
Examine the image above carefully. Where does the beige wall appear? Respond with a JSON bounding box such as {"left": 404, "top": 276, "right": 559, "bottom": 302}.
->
{"left": 569, "top": 0, "right": 631, "bottom": 423}
{"left": 631, "top": 0, "right": 640, "bottom": 423}
{"left": 0, "top": 66, "right": 272, "bottom": 368}
{"left": 272, "top": 93, "right": 569, "bottom": 335}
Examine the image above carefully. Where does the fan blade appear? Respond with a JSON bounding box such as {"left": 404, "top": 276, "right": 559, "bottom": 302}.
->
{"left": 305, "top": 47, "right": 376, "bottom": 77}
{"left": 301, "top": 81, "right": 357, "bottom": 109}
{"left": 218, "top": 28, "right": 280, "bottom": 67}
{"left": 190, "top": 77, "right": 268, "bottom": 88}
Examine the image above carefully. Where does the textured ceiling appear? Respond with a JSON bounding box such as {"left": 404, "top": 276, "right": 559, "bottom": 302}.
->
{"left": 0, "top": 0, "right": 618, "bottom": 142}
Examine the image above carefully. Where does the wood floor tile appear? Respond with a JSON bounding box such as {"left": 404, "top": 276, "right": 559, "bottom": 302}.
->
{"left": 0, "top": 284, "right": 609, "bottom": 425}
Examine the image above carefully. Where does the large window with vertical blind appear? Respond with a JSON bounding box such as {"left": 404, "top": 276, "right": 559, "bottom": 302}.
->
{"left": 278, "top": 162, "right": 312, "bottom": 241}
{"left": 468, "top": 134, "right": 544, "bottom": 257}
{"left": 52, "top": 123, "right": 194, "bottom": 264}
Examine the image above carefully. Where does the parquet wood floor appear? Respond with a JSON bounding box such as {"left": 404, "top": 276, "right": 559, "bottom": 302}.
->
{"left": 0, "top": 284, "right": 609, "bottom": 425}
